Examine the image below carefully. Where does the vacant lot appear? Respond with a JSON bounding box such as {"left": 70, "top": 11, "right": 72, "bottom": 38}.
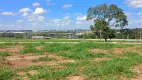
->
{"left": 0, "top": 42, "right": 142, "bottom": 80}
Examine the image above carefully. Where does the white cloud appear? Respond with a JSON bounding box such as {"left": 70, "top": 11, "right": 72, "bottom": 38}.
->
{"left": 125, "top": 0, "right": 142, "bottom": 8}
{"left": 16, "top": 20, "right": 23, "bottom": 23}
{"left": 125, "top": 12, "right": 132, "bottom": 16}
{"left": 1, "top": 12, "right": 15, "bottom": 16}
{"left": 38, "top": 16, "right": 45, "bottom": 21}
{"left": 129, "top": 19, "right": 142, "bottom": 24}
{"left": 76, "top": 21, "right": 82, "bottom": 24}
{"left": 53, "top": 19, "right": 61, "bottom": 24}
{"left": 33, "top": 8, "right": 47, "bottom": 15}
{"left": 33, "top": 2, "right": 40, "bottom": 7}
{"left": 24, "top": 14, "right": 45, "bottom": 22}
{"left": 26, "top": 15, "right": 37, "bottom": 22}
{"left": 52, "top": 16, "right": 71, "bottom": 26}
{"left": 77, "top": 16, "right": 87, "bottom": 21}
{"left": 19, "top": 8, "right": 32, "bottom": 13}
{"left": 62, "top": 4, "right": 72, "bottom": 8}
{"left": 22, "top": 13, "right": 29, "bottom": 17}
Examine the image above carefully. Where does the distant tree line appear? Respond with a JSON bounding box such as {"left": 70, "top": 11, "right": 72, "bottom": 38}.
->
{"left": 83, "top": 28, "right": 142, "bottom": 40}
{"left": 0, "top": 28, "right": 141, "bottom": 40}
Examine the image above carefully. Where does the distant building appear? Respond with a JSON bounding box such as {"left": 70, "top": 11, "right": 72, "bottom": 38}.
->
{"left": 32, "top": 36, "right": 45, "bottom": 39}
{"left": 32, "top": 36, "right": 51, "bottom": 39}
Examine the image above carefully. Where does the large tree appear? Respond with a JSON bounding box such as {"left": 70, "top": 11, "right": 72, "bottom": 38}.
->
{"left": 87, "top": 4, "right": 128, "bottom": 41}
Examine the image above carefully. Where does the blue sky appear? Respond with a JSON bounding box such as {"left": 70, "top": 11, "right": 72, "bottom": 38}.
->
{"left": 0, "top": 0, "right": 142, "bottom": 30}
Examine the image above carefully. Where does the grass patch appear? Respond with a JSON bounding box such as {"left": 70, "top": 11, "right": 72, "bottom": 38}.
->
{"left": 84, "top": 54, "right": 142, "bottom": 80}
{"left": 93, "top": 52, "right": 106, "bottom": 58}
{"left": 34, "top": 67, "right": 76, "bottom": 80}
{"left": 0, "top": 68, "right": 14, "bottom": 80}
{"left": 20, "top": 66, "right": 77, "bottom": 80}
{"left": 119, "top": 52, "right": 140, "bottom": 57}
{"left": 20, "top": 44, "right": 44, "bottom": 54}
{"left": 0, "top": 52, "right": 9, "bottom": 57}
{"left": 0, "top": 58, "right": 15, "bottom": 80}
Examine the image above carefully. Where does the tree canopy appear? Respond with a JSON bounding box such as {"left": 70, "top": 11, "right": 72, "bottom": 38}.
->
{"left": 87, "top": 4, "right": 128, "bottom": 41}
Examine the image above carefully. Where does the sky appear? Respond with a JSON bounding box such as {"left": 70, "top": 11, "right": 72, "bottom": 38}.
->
{"left": 0, "top": 0, "right": 142, "bottom": 30}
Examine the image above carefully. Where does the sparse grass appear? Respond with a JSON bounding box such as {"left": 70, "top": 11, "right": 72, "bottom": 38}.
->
{"left": 17, "top": 66, "right": 77, "bottom": 80}
{"left": 93, "top": 52, "right": 106, "bottom": 58}
{"left": 84, "top": 52, "right": 142, "bottom": 80}
{"left": 0, "top": 58, "right": 15, "bottom": 80}
{"left": 34, "top": 67, "right": 77, "bottom": 80}
{"left": 20, "top": 44, "right": 44, "bottom": 54}
{"left": 0, "top": 43, "right": 18, "bottom": 48}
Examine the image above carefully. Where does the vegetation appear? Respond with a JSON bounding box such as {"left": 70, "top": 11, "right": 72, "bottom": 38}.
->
{"left": 0, "top": 58, "right": 15, "bottom": 80}
{"left": 87, "top": 4, "right": 128, "bottom": 41}
{"left": 0, "top": 52, "right": 9, "bottom": 57}
{"left": 0, "top": 40, "right": 142, "bottom": 80}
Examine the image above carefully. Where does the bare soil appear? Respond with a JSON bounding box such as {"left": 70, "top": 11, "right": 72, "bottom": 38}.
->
{"left": 16, "top": 72, "right": 27, "bottom": 76}
{"left": 22, "top": 76, "right": 30, "bottom": 80}
{"left": 35, "top": 46, "right": 45, "bottom": 50}
{"left": 67, "top": 76, "right": 84, "bottom": 80}
{"left": 90, "top": 49, "right": 108, "bottom": 54}
{"left": 28, "top": 70, "right": 39, "bottom": 75}
{"left": 93, "top": 57, "right": 111, "bottom": 62}
{"left": 6, "top": 53, "right": 75, "bottom": 69}
{"left": 131, "top": 64, "right": 142, "bottom": 80}
{"left": 91, "top": 47, "right": 142, "bottom": 55}
{"left": 0, "top": 46, "right": 24, "bottom": 55}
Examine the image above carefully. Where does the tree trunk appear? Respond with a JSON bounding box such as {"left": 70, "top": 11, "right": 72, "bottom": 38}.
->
{"left": 105, "top": 38, "right": 107, "bottom": 42}
{"left": 104, "top": 34, "right": 108, "bottom": 42}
